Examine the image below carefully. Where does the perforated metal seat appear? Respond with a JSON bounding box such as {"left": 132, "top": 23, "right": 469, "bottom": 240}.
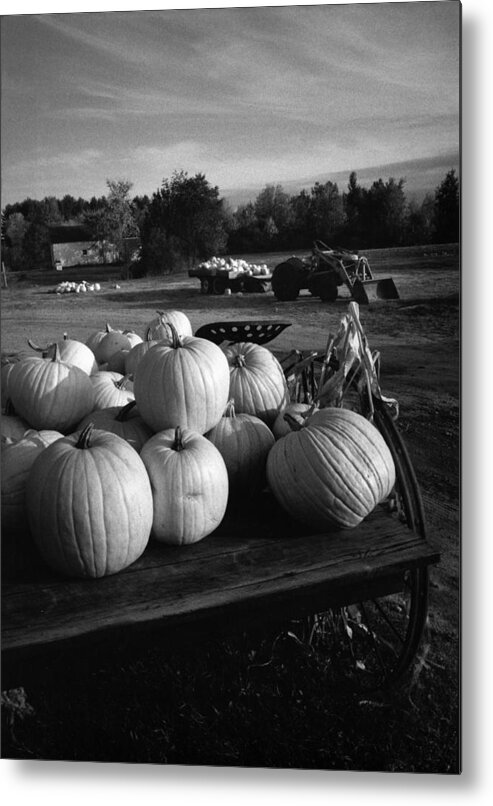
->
{"left": 194, "top": 321, "right": 291, "bottom": 346}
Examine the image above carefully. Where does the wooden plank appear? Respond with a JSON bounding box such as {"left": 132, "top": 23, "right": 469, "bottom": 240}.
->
{"left": 2, "top": 506, "right": 439, "bottom": 665}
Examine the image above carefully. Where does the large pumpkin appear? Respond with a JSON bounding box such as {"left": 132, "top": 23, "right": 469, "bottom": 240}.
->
{"left": 140, "top": 426, "right": 228, "bottom": 545}
{"left": 1, "top": 429, "right": 63, "bottom": 535}
{"left": 124, "top": 329, "right": 160, "bottom": 378}
{"left": 25, "top": 424, "right": 153, "bottom": 578}
{"left": 76, "top": 401, "right": 153, "bottom": 453}
{"left": 206, "top": 399, "right": 274, "bottom": 499}
{"left": 28, "top": 334, "right": 98, "bottom": 376}
{"left": 222, "top": 342, "right": 289, "bottom": 426}
{"left": 134, "top": 326, "right": 230, "bottom": 434}
{"left": 1, "top": 353, "right": 31, "bottom": 409}
{"left": 145, "top": 310, "right": 192, "bottom": 343}
{"left": 97, "top": 328, "right": 134, "bottom": 365}
{"left": 8, "top": 346, "right": 95, "bottom": 433}
{"left": 85, "top": 323, "right": 120, "bottom": 362}
{"left": 266, "top": 407, "right": 396, "bottom": 529}
{"left": 90, "top": 370, "right": 135, "bottom": 410}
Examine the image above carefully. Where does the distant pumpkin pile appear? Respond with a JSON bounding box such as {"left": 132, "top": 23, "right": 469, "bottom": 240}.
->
{"left": 54, "top": 279, "right": 101, "bottom": 294}
{"left": 196, "top": 256, "right": 270, "bottom": 276}
{"left": 1, "top": 308, "right": 395, "bottom": 581}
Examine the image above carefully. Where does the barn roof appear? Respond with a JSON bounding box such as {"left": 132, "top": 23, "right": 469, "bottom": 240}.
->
{"left": 48, "top": 225, "right": 94, "bottom": 244}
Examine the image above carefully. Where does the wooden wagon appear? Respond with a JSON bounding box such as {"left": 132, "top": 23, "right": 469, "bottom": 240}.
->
{"left": 188, "top": 266, "right": 272, "bottom": 295}
{"left": 1, "top": 320, "right": 439, "bottom": 693}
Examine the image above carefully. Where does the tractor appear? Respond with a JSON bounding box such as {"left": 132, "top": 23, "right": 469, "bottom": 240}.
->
{"left": 271, "top": 240, "right": 399, "bottom": 304}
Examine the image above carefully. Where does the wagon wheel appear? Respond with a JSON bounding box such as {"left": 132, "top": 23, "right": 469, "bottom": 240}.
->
{"left": 212, "top": 277, "right": 227, "bottom": 295}
{"left": 271, "top": 258, "right": 305, "bottom": 301}
{"left": 287, "top": 397, "right": 430, "bottom": 692}
{"left": 200, "top": 278, "right": 213, "bottom": 294}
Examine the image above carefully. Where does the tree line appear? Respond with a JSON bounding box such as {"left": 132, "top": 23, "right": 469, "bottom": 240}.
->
{"left": 1, "top": 169, "right": 460, "bottom": 274}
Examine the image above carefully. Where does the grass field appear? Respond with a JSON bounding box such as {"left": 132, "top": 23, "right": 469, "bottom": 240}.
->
{"left": 1, "top": 244, "right": 460, "bottom": 772}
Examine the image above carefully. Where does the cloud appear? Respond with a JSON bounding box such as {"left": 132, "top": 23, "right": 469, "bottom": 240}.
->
{"left": 4, "top": 149, "right": 103, "bottom": 175}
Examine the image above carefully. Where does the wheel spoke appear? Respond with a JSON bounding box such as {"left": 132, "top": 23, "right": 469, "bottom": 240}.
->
{"left": 357, "top": 600, "right": 391, "bottom": 678}
{"left": 369, "top": 595, "right": 408, "bottom": 645}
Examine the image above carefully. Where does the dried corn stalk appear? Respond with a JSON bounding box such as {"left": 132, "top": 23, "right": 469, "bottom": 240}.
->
{"left": 316, "top": 302, "right": 399, "bottom": 420}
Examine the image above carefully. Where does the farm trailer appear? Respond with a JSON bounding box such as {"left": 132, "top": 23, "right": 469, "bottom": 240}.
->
{"left": 188, "top": 265, "right": 272, "bottom": 295}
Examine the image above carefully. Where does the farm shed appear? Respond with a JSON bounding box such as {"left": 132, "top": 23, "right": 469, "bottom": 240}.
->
{"left": 49, "top": 226, "right": 118, "bottom": 269}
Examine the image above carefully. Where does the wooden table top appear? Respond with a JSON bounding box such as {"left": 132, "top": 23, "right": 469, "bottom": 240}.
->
{"left": 1, "top": 495, "right": 439, "bottom": 669}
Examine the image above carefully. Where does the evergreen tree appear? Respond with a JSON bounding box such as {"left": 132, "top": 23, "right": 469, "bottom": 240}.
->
{"left": 433, "top": 169, "right": 460, "bottom": 244}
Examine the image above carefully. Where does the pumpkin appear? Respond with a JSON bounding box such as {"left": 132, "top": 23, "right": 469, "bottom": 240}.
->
{"left": 206, "top": 399, "right": 274, "bottom": 499}
{"left": 266, "top": 407, "right": 396, "bottom": 529}
{"left": 1, "top": 429, "right": 63, "bottom": 535}
{"left": 272, "top": 402, "right": 313, "bottom": 439}
{"left": 97, "top": 328, "right": 134, "bottom": 365}
{"left": 76, "top": 400, "right": 153, "bottom": 452}
{"left": 140, "top": 426, "right": 228, "bottom": 545}
{"left": 145, "top": 310, "right": 193, "bottom": 343}
{"left": 123, "top": 330, "right": 143, "bottom": 349}
{"left": 106, "top": 348, "right": 130, "bottom": 374}
{"left": 1, "top": 400, "right": 30, "bottom": 441}
{"left": 2, "top": 353, "right": 31, "bottom": 409}
{"left": 25, "top": 424, "right": 153, "bottom": 578}
{"left": 134, "top": 325, "right": 230, "bottom": 434}
{"left": 222, "top": 342, "right": 289, "bottom": 426}
{"left": 85, "top": 323, "right": 120, "bottom": 362}
{"left": 124, "top": 328, "right": 159, "bottom": 378}
{"left": 27, "top": 334, "right": 98, "bottom": 376}
{"left": 7, "top": 345, "right": 95, "bottom": 433}
{"left": 90, "top": 371, "right": 135, "bottom": 410}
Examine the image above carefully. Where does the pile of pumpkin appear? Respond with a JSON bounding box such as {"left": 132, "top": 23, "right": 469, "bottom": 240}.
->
{"left": 1, "top": 309, "right": 395, "bottom": 580}
{"left": 196, "top": 256, "right": 270, "bottom": 276}
{"left": 53, "top": 280, "right": 101, "bottom": 294}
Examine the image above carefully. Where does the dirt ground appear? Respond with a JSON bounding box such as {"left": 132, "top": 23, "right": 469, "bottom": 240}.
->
{"left": 0, "top": 245, "right": 460, "bottom": 770}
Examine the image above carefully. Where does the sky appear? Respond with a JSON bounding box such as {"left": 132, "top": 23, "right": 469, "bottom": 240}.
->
{"left": 0, "top": 1, "right": 460, "bottom": 208}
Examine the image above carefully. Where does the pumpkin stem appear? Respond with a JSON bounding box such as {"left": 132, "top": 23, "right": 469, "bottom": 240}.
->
{"left": 115, "top": 400, "right": 137, "bottom": 422}
{"left": 105, "top": 322, "right": 113, "bottom": 333}
{"left": 233, "top": 354, "right": 246, "bottom": 368}
{"left": 27, "top": 338, "right": 51, "bottom": 353}
{"left": 145, "top": 326, "right": 154, "bottom": 342}
{"left": 173, "top": 426, "right": 185, "bottom": 451}
{"left": 76, "top": 423, "right": 94, "bottom": 449}
{"left": 223, "top": 399, "right": 236, "bottom": 418}
{"left": 166, "top": 322, "right": 182, "bottom": 350}
{"left": 115, "top": 375, "right": 132, "bottom": 390}
{"left": 284, "top": 412, "right": 303, "bottom": 432}
{"left": 50, "top": 343, "right": 61, "bottom": 362}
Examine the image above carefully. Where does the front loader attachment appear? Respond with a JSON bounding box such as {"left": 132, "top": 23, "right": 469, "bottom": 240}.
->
{"left": 351, "top": 277, "right": 400, "bottom": 305}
